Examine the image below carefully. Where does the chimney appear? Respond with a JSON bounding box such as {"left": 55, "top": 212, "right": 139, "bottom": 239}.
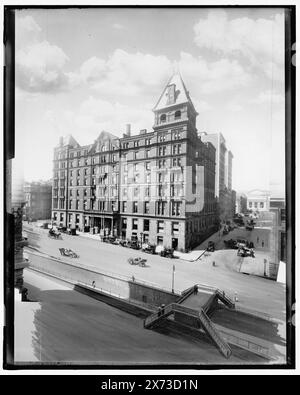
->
{"left": 126, "top": 124, "right": 131, "bottom": 136}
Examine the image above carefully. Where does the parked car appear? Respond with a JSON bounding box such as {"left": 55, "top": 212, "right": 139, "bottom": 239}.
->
{"left": 224, "top": 239, "right": 238, "bottom": 249}
{"left": 207, "top": 241, "right": 215, "bottom": 252}
{"left": 142, "top": 243, "right": 156, "bottom": 254}
{"left": 160, "top": 247, "right": 174, "bottom": 258}
{"left": 128, "top": 240, "right": 141, "bottom": 250}
{"left": 237, "top": 247, "right": 255, "bottom": 258}
{"left": 236, "top": 238, "right": 248, "bottom": 248}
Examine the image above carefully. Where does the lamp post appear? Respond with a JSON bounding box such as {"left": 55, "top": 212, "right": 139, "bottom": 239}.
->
{"left": 172, "top": 264, "right": 175, "bottom": 293}
{"left": 140, "top": 232, "right": 143, "bottom": 248}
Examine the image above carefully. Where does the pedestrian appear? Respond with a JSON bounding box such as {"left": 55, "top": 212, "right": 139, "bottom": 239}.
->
{"left": 212, "top": 261, "right": 216, "bottom": 267}
{"left": 92, "top": 281, "right": 96, "bottom": 288}
{"left": 132, "top": 275, "right": 135, "bottom": 282}
{"left": 158, "top": 306, "right": 162, "bottom": 317}
{"left": 257, "top": 236, "right": 259, "bottom": 243}
{"left": 262, "top": 240, "right": 264, "bottom": 248}
{"left": 161, "top": 304, "right": 165, "bottom": 315}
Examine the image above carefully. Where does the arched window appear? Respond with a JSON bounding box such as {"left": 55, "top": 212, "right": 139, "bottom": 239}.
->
{"left": 175, "top": 110, "right": 181, "bottom": 119}
{"left": 160, "top": 114, "right": 166, "bottom": 123}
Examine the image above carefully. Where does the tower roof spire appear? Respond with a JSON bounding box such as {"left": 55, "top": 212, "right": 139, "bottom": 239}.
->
{"left": 153, "top": 71, "right": 198, "bottom": 115}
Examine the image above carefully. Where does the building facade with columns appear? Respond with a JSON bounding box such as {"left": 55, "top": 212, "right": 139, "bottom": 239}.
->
{"left": 51, "top": 74, "right": 218, "bottom": 251}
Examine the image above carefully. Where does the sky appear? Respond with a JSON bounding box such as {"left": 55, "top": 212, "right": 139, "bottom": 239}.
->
{"left": 15, "top": 7, "right": 286, "bottom": 197}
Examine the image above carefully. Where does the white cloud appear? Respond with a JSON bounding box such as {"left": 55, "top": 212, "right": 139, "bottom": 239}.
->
{"left": 178, "top": 52, "right": 252, "bottom": 95}
{"left": 112, "top": 23, "right": 124, "bottom": 30}
{"left": 16, "top": 14, "right": 41, "bottom": 48}
{"left": 57, "top": 96, "right": 153, "bottom": 144}
{"left": 251, "top": 90, "right": 285, "bottom": 104}
{"left": 226, "top": 102, "right": 243, "bottom": 112}
{"left": 16, "top": 41, "right": 70, "bottom": 92}
{"left": 193, "top": 11, "right": 284, "bottom": 79}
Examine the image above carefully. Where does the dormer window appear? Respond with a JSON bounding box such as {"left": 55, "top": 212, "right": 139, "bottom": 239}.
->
{"left": 175, "top": 110, "right": 181, "bottom": 119}
{"left": 160, "top": 114, "right": 166, "bottom": 123}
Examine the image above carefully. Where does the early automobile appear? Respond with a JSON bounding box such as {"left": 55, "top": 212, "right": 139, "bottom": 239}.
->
{"left": 224, "top": 239, "right": 238, "bottom": 249}
{"left": 207, "top": 241, "right": 215, "bottom": 252}
{"left": 160, "top": 247, "right": 174, "bottom": 258}
{"left": 59, "top": 248, "right": 79, "bottom": 258}
{"left": 141, "top": 243, "right": 156, "bottom": 254}
{"left": 48, "top": 228, "right": 62, "bottom": 239}
{"left": 128, "top": 257, "right": 147, "bottom": 267}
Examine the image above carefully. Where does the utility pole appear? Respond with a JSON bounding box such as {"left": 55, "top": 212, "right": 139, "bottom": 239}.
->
{"left": 172, "top": 264, "right": 175, "bottom": 293}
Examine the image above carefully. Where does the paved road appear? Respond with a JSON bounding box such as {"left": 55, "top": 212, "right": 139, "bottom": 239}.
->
{"left": 24, "top": 225, "right": 286, "bottom": 320}
{"left": 20, "top": 268, "right": 266, "bottom": 364}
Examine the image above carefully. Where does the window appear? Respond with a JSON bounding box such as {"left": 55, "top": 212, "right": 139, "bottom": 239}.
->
{"left": 157, "top": 201, "right": 167, "bottom": 215}
{"left": 144, "top": 201, "right": 149, "bottom": 214}
{"left": 122, "top": 201, "right": 127, "bottom": 212}
{"left": 85, "top": 159, "right": 88, "bottom": 166}
{"left": 158, "top": 159, "right": 166, "bottom": 169}
{"left": 70, "top": 170, "right": 73, "bottom": 177}
{"left": 159, "top": 146, "right": 166, "bottom": 156}
{"left": 174, "top": 110, "right": 181, "bottom": 119}
{"left": 134, "top": 187, "right": 139, "bottom": 197}
{"left": 158, "top": 173, "right": 163, "bottom": 183}
{"left": 84, "top": 189, "right": 87, "bottom": 197}
{"left": 145, "top": 138, "right": 151, "bottom": 145}
{"left": 144, "top": 219, "right": 150, "bottom": 232}
{"left": 145, "top": 186, "right": 150, "bottom": 197}
{"left": 145, "top": 149, "right": 150, "bottom": 158}
{"left": 121, "top": 218, "right": 127, "bottom": 229}
{"left": 83, "top": 200, "right": 87, "bottom": 210}
{"left": 254, "top": 202, "right": 258, "bottom": 208}
{"left": 69, "top": 200, "right": 72, "bottom": 209}
{"left": 123, "top": 188, "right": 127, "bottom": 197}
{"left": 134, "top": 140, "right": 139, "bottom": 147}
{"left": 133, "top": 201, "right": 138, "bottom": 213}
{"left": 76, "top": 200, "right": 79, "bottom": 210}
{"left": 77, "top": 169, "right": 81, "bottom": 177}
{"left": 145, "top": 162, "right": 151, "bottom": 171}
{"left": 112, "top": 154, "right": 116, "bottom": 162}
{"left": 84, "top": 168, "right": 88, "bottom": 176}
{"left": 171, "top": 201, "right": 182, "bottom": 216}
{"left": 146, "top": 173, "right": 151, "bottom": 183}
{"left": 158, "top": 184, "right": 163, "bottom": 197}
{"left": 157, "top": 221, "right": 164, "bottom": 233}
{"left": 173, "top": 130, "right": 181, "bottom": 140}
{"left": 60, "top": 213, "right": 64, "bottom": 222}
{"left": 172, "top": 222, "right": 179, "bottom": 235}
{"left": 249, "top": 202, "right": 252, "bottom": 208}
{"left": 160, "top": 114, "right": 166, "bottom": 123}
{"left": 132, "top": 219, "right": 138, "bottom": 230}
{"left": 76, "top": 214, "right": 80, "bottom": 224}
{"left": 260, "top": 202, "right": 264, "bottom": 208}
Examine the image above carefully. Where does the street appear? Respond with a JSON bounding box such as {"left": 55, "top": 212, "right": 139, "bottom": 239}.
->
{"left": 24, "top": 223, "right": 285, "bottom": 321}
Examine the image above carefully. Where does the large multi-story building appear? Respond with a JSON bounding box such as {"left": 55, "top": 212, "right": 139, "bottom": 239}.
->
{"left": 201, "top": 132, "right": 234, "bottom": 222}
{"left": 51, "top": 73, "right": 218, "bottom": 251}
{"left": 24, "top": 181, "right": 52, "bottom": 221}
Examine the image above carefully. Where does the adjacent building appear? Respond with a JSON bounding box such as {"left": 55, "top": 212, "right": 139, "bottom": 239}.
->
{"left": 24, "top": 181, "right": 52, "bottom": 221}
{"left": 270, "top": 197, "right": 286, "bottom": 264}
{"left": 51, "top": 73, "right": 218, "bottom": 251}
{"left": 201, "top": 132, "right": 235, "bottom": 222}
{"left": 246, "top": 189, "right": 270, "bottom": 212}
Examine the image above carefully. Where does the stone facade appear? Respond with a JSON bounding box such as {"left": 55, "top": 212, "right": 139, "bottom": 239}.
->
{"left": 51, "top": 74, "right": 218, "bottom": 251}
{"left": 24, "top": 181, "right": 52, "bottom": 221}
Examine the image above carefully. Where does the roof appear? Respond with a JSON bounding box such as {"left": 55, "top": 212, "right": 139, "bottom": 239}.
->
{"left": 153, "top": 73, "right": 197, "bottom": 114}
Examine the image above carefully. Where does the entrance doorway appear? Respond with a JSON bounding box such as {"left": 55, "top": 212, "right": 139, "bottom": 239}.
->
{"left": 172, "top": 238, "right": 178, "bottom": 250}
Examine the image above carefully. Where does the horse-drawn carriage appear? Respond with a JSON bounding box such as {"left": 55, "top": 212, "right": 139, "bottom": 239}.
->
{"left": 48, "top": 228, "right": 62, "bottom": 240}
